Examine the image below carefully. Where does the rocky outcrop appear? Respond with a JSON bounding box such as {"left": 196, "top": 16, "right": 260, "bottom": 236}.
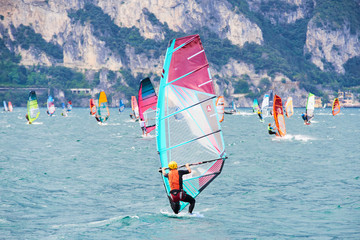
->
{"left": 247, "top": 0, "right": 313, "bottom": 24}
{"left": 305, "top": 17, "right": 360, "bottom": 74}
{"left": 0, "top": 0, "right": 263, "bottom": 72}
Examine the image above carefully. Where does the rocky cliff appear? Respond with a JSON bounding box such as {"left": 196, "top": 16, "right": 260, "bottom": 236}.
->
{"left": 305, "top": 17, "right": 360, "bottom": 74}
{"left": 0, "top": 0, "right": 358, "bottom": 107}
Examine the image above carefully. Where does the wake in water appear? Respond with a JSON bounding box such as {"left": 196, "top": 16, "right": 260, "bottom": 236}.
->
{"left": 51, "top": 215, "right": 139, "bottom": 229}
{"left": 272, "top": 134, "right": 316, "bottom": 142}
{"left": 160, "top": 210, "right": 204, "bottom": 218}
{"left": 141, "top": 134, "right": 155, "bottom": 139}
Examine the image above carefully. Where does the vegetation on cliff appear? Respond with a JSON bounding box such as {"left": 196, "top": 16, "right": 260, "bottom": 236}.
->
{"left": 1, "top": 1, "right": 359, "bottom": 106}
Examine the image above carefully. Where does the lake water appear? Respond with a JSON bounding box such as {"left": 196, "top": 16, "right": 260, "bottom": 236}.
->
{"left": 1, "top": 107, "right": 359, "bottom": 239}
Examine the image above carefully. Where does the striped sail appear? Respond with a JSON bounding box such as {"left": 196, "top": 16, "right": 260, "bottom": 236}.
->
{"left": 131, "top": 96, "right": 139, "bottom": 119}
{"left": 261, "top": 94, "right": 269, "bottom": 118}
{"left": 119, "top": 99, "right": 125, "bottom": 113}
{"left": 98, "top": 91, "right": 110, "bottom": 123}
{"left": 47, "top": 96, "right": 56, "bottom": 116}
{"left": 27, "top": 91, "right": 40, "bottom": 122}
{"left": 8, "top": 102, "right": 13, "bottom": 112}
{"left": 306, "top": 93, "right": 315, "bottom": 120}
{"left": 157, "top": 35, "right": 226, "bottom": 213}
{"left": 273, "top": 94, "right": 286, "bottom": 137}
{"left": 332, "top": 98, "right": 340, "bottom": 116}
{"left": 285, "top": 97, "right": 293, "bottom": 118}
{"left": 138, "top": 77, "right": 158, "bottom": 133}
{"left": 216, "top": 96, "right": 225, "bottom": 122}
{"left": 90, "top": 98, "right": 96, "bottom": 115}
{"left": 253, "top": 99, "right": 260, "bottom": 112}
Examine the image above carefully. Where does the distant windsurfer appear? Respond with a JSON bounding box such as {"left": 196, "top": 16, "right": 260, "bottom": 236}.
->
{"left": 268, "top": 123, "right": 277, "bottom": 135}
{"left": 301, "top": 113, "right": 309, "bottom": 124}
{"left": 25, "top": 114, "right": 31, "bottom": 124}
{"left": 257, "top": 110, "right": 263, "bottom": 121}
{"left": 139, "top": 119, "right": 147, "bottom": 136}
{"left": 162, "top": 161, "right": 196, "bottom": 214}
{"left": 95, "top": 114, "right": 101, "bottom": 122}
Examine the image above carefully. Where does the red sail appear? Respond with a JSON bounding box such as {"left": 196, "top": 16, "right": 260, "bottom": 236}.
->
{"left": 273, "top": 94, "right": 286, "bottom": 137}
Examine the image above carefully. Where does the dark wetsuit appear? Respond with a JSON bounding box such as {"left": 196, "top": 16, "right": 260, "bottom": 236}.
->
{"left": 164, "top": 169, "right": 196, "bottom": 214}
{"left": 268, "top": 126, "right": 277, "bottom": 135}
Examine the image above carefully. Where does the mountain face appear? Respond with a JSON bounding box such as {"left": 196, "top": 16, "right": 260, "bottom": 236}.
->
{"left": 0, "top": 0, "right": 359, "bottom": 107}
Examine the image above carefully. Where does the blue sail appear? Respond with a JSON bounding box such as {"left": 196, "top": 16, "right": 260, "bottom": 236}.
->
{"left": 119, "top": 99, "right": 125, "bottom": 113}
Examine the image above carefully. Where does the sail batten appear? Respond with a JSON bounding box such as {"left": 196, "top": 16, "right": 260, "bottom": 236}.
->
{"left": 157, "top": 34, "right": 226, "bottom": 213}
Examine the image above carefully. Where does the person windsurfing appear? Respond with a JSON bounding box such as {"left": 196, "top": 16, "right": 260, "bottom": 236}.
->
{"left": 268, "top": 123, "right": 277, "bottom": 135}
{"left": 257, "top": 110, "right": 263, "bottom": 122}
{"left": 25, "top": 114, "right": 31, "bottom": 124}
{"left": 301, "top": 113, "right": 309, "bottom": 124}
{"left": 139, "top": 119, "right": 147, "bottom": 136}
{"left": 162, "top": 161, "right": 196, "bottom": 214}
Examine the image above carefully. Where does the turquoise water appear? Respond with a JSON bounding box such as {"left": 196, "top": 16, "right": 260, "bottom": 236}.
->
{"left": 1, "top": 107, "right": 359, "bottom": 239}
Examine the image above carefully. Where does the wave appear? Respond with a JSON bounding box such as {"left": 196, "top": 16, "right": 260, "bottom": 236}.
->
{"left": 51, "top": 215, "right": 139, "bottom": 229}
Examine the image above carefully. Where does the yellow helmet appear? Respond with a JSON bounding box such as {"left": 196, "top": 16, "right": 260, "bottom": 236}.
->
{"left": 168, "top": 161, "right": 178, "bottom": 169}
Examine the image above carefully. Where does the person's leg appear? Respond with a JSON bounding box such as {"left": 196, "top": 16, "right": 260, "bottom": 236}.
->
{"left": 170, "top": 201, "right": 180, "bottom": 214}
{"left": 182, "top": 194, "right": 195, "bottom": 213}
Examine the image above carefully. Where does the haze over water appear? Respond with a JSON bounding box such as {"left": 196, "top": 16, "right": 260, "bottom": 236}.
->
{"left": 1, "top": 107, "right": 359, "bottom": 239}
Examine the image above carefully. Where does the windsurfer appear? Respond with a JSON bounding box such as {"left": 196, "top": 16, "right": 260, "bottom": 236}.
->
{"left": 268, "top": 123, "right": 277, "bottom": 135}
{"left": 25, "top": 114, "right": 31, "bottom": 124}
{"left": 257, "top": 110, "right": 263, "bottom": 121}
{"left": 139, "top": 119, "right": 147, "bottom": 136}
{"left": 95, "top": 114, "right": 101, "bottom": 122}
{"left": 162, "top": 161, "right": 195, "bottom": 214}
{"left": 301, "top": 113, "right": 309, "bottom": 124}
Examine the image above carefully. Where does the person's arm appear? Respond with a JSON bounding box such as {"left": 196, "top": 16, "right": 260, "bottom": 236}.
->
{"left": 162, "top": 167, "right": 167, "bottom": 176}
{"left": 185, "top": 163, "right": 191, "bottom": 173}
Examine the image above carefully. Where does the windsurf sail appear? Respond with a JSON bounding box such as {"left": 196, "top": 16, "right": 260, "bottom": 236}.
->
{"left": 61, "top": 103, "right": 67, "bottom": 116}
{"left": 3, "top": 101, "right": 8, "bottom": 111}
{"left": 8, "top": 101, "right": 13, "bottom": 112}
{"left": 47, "top": 96, "right": 55, "bottom": 116}
{"left": 138, "top": 77, "right": 158, "bottom": 133}
{"left": 119, "top": 99, "right": 125, "bottom": 113}
{"left": 232, "top": 100, "right": 236, "bottom": 111}
{"left": 67, "top": 100, "right": 72, "bottom": 112}
{"left": 97, "top": 91, "right": 110, "bottom": 123}
{"left": 285, "top": 97, "right": 293, "bottom": 118}
{"left": 131, "top": 96, "right": 139, "bottom": 120}
{"left": 90, "top": 98, "right": 96, "bottom": 115}
{"left": 261, "top": 94, "right": 269, "bottom": 118}
{"left": 273, "top": 94, "right": 286, "bottom": 137}
{"left": 332, "top": 98, "right": 340, "bottom": 116}
{"left": 216, "top": 96, "right": 225, "bottom": 122}
{"left": 306, "top": 93, "right": 315, "bottom": 121}
{"left": 27, "top": 91, "right": 40, "bottom": 122}
{"left": 156, "top": 34, "right": 226, "bottom": 213}
{"left": 253, "top": 99, "right": 260, "bottom": 112}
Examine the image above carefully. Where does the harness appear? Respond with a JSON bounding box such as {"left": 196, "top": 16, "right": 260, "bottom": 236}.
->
{"left": 168, "top": 170, "right": 185, "bottom": 202}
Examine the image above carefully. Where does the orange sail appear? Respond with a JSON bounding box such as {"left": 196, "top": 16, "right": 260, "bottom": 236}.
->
{"left": 89, "top": 99, "right": 96, "bottom": 115}
{"left": 273, "top": 94, "right": 286, "bottom": 137}
{"left": 332, "top": 98, "right": 340, "bottom": 116}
